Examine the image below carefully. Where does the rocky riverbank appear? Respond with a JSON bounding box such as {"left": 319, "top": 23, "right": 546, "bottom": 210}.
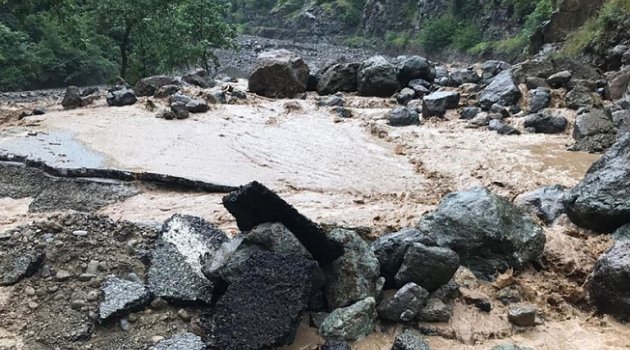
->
{"left": 1, "top": 44, "right": 630, "bottom": 350}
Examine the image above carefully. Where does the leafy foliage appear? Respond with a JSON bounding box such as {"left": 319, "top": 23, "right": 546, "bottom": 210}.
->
{"left": 0, "top": 0, "right": 235, "bottom": 91}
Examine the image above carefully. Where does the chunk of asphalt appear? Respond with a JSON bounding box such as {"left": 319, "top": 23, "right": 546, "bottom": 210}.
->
{"left": 152, "top": 333, "right": 206, "bottom": 350}
{"left": 148, "top": 215, "right": 229, "bottom": 304}
{"left": 0, "top": 249, "right": 45, "bottom": 286}
{"left": 99, "top": 276, "right": 150, "bottom": 321}
{"left": 222, "top": 181, "right": 343, "bottom": 266}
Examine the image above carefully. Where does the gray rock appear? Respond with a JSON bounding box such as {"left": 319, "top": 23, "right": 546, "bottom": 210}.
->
{"left": 136, "top": 75, "right": 179, "bottom": 97}
{"left": 547, "top": 70, "right": 572, "bottom": 88}
{"left": 185, "top": 99, "right": 209, "bottom": 113}
{"left": 612, "top": 223, "right": 630, "bottom": 241}
{"left": 590, "top": 240, "right": 630, "bottom": 321}
{"left": 154, "top": 84, "right": 180, "bottom": 98}
{"left": 169, "top": 93, "right": 192, "bottom": 105}
{"left": 319, "top": 95, "right": 344, "bottom": 107}
{"left": 222, "top": 181, "right": 344, "bottom": 266}
{"left": 468, "top": 112, "right": 491, "bottom": 127}
{"left": 148, "top": 215, "right": 228, "bottom": 303}
{"left": 396, "top": 88, "right": 417, "bottom": 105}
{"left": 528, "top": 87, "right": 551, "bottom": 114}
{"left": 479, "top": 70, "right": 521, "bottom": 110}
{"left": 0, "top": 249, "right": 44, "bottom": 286}
{"left": 182, "top": 68, "right": 214, "bottom": 88}
{"left": 396, "top": 56, "right": 435, "bottom": 85}
{"left": 243, "top": 222, "right": 312, "bottom": 258}
{"left": 377, "top": 283, "right": 429, "bottom": 322}
{"left": 310, "top": 312, "right": 330, "bottom": 328}
{"left": 372, "top": 228, "right": 436, "bottom": 287}
{"left": 391, "top": 330, "right": 431, "bottom": 350}
{"left": 507, "top": 305, "right": 537, "bottom": 327}
{"left": 106, "top": 88, "right": 137, "bottom": 107}
{"left": 416, "top": 187, "right": 545, "bottom": 279}
{"left": 566, "top": 85, "right": 596, "bottom": 110}
{"left": 523, "top": 112, "right": 568, "bottom": 134}
{"left": 607, "top": 67, "right": 630, "bottom": 100}
{"left": 209, "top": 251, "right": 317, "bottom": 350}
{"left": 497, "top": 285, "right": 523, "bottom": 305}
{"left": 156, "top": 108, "right": 175, "bottom": 120}
{"left": 152, "top": 333, "right": 205, "bottom": 350}
{"left": 171, "top": 102, "right": 190, "bottom": 119}
{"left": 249, "top": 50, "right": 309, "bottom": 98}
{"left": 450, "top": 68, "right": 480, "bottom": 86}
{"left": 565, "top": 133, "right": 630, "bottom": 232}
{"left": 321, "top": 340, "right": 352, "bottom": 350}
{"left": 460, "top": 107, "right": 481, "bottom": 120}
{"left": 358, "top": 56, "right": 400, "bottom": 97}
{"left": 317, "top": 63, "right": 360, "bottom": 95}
{"left": 422, "top": 91, "right": 460, "bottom": 117}
{"left": 99, "top": 276, "right": 150, "bottom": 321}
{"left": 418, "top": 298, "right": 451, "bottom": 322}
{"left": 394, "top": 243, "right": 460, "bottom": 291}
{"left": 525, "top": 76, "right": 548, "bottom": 90}
{"left": 388, "top": 106, "right": 420, "bottom": 126}
{"left": 488, "top": 120, "right": 521, "bottom": 135}
{"left": 571, "top": 108, "right": 617, "bottom": 152}
{"left": 324, "top": 229, "right": 380, "bottom": 309}
{"left": 515, "top": 185, "right": 567, "bottom": 224}
{"left": 481, "top": 60, "right": 511, "bottom": 83}
{"left": 408, "top": 79, "right": 432, "bottom": 96}
{"left": 61, "top": 86, "right": 84, "bottom": 109}
{"left": 319, "top": 297, "right": 376, "bottom": 341}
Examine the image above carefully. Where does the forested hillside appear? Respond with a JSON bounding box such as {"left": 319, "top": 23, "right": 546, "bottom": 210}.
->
{"left": 0, "top": 0, "right": 235, "bottom": 90}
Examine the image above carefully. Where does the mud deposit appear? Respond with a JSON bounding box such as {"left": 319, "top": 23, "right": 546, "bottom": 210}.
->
{"left": 1, "top": 86, "right": 628, "bottom": 349}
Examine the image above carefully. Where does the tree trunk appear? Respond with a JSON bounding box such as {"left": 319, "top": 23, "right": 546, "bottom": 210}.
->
{"left": 119, "top": 24, "right": 133, "bottom": 79}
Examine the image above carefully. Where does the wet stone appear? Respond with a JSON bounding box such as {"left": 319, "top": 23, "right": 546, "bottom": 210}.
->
{"left": 377, "top": 283, "right": 429, "bottom": 322}
{"left": 391, "top": 330, "right": 431, "bottom": 350}
{"left": 152, "top": 332, "right": 206, "bottom": 350}
{"left": 99, "top": 276, "right": 150, "bottom": 321}
{"left": 508, "top": 305, "right": 537, "bottom": 327}
{"left": 515, "top": 185, "right": 567, "bottom": 224}
{"left": 319, "top": 297, "right": 376, "bottom": 342}
{"left": 422, "top": 91, "right": 460, "bottom": 117}
{"left": 388, "top": 106, "right": 421, "bottom": 126}
{"left": 418, "top": 298, "right": 452, "bottom": 323}
{"left": 394, "top": 243, "right": 460, "bottom": 291}
{"left": 321, "top": 340, "right": 352, "bottom": 350}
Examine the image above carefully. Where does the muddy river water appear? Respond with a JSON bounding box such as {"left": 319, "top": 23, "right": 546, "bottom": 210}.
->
{"left": 1, "top": 88, "right": 628, "bottom": 349}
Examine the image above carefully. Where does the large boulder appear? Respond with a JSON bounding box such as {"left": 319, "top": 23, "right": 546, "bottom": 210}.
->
{"left": 222, "top": 182, "right": 344, "bottom": 266}
{"left": 394, "top": 243, "right": 460, "bottom": 291}
{"left": 528, "top": 87, "right": 551, "bottom": 114}
{"left": 208, "top": 251, "right": 317, "bottom": 350}
{"left": 319, "top": 297, "right": 376, "bottom": 341}
{"left": 523, "top": 111, "right": 568, "bottom": 134}
{"left": 182, "top": 68, "right": 214, "bottom": 88}
{"left": 479, "top": 70, "right": 521, "bottom": 110}
{"left": 324, "top": 229, "right": 380, "bottom": 309}
{"left": 148, "top": 215, "right": 229, "bottom": 304}
{"left": 371, "top": 228, "right": 436, "bottom": 287}
{"left": 396, "top": 56, "right": 435, "bottom": 85}
{"left": 481, "top": 60, "right": 511, "bottom": 83}
{"left": 61, "top": 86, "right": 84, "bottom": 109}
{"left": 416, "top": 187, "right": 545, "bottom": 279}
{"left": 564, "top": 133, "right": 630, "bottom": 232}
{"left": 422, "top": 91, "right": 460, "bottom": 117}
{"left": 317, "top": 63, "right": 360, "bottom": 95}
{"left": 589, "top": 240, "right": 630, "bottom": 321}
{"left": 106, "top": 88, "right": 137, "bottom": 107}
{"left": 450, "top": 68, "right": 480, "bottom": 86}
{"left": 515, "top": 185, "right": 568, "bottom": 224}
{"left": 248, "top": 50, "right": 310, "bottom": 98}
{"left": 357, "top": 56, "right": 400, "bottom": 97}
{"left": 571, "top": 108, "right": 617, "bottom": 152}
{"left": 135, "top": 75, "right": 179, "bottom": 97}
{"left": 566, "top": 85, "right": 598, "bottom": 110}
